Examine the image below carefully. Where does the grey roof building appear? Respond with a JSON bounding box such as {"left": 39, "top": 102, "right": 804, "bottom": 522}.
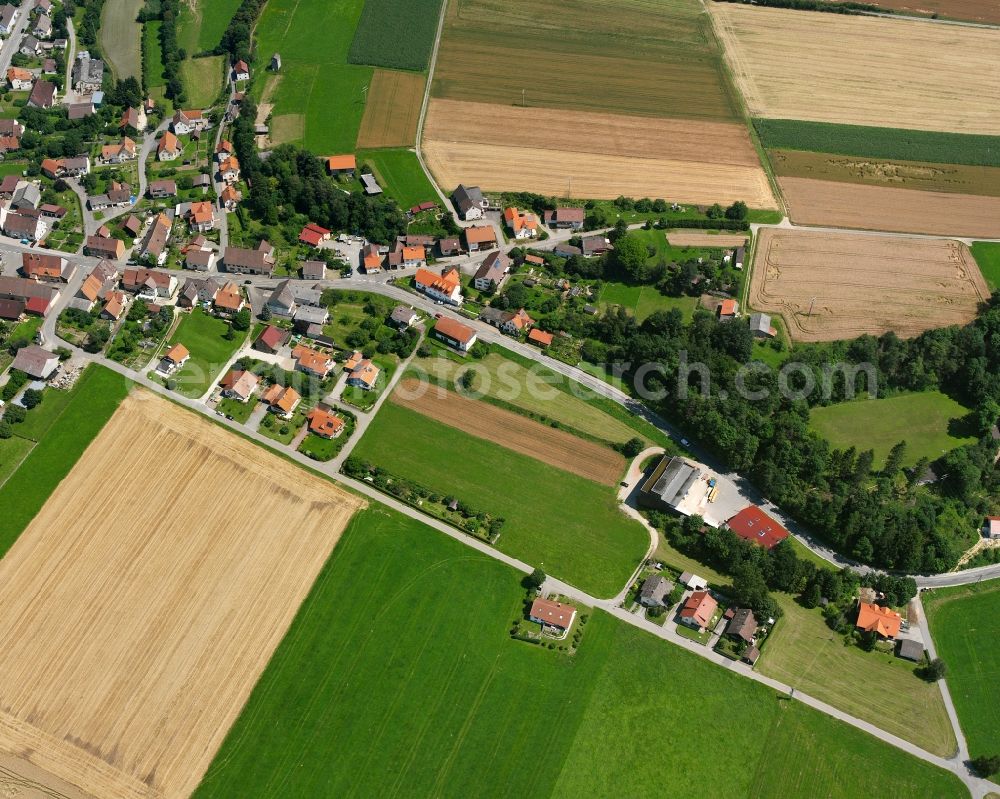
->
{"left": 725, "top": 608, "right": 758, "bottom": 644}
{"left": 452, "top": 184, "right": 486, "bottom": 219}
{"left": 11, "top": 183, "right": 41, "bottom": 210}
{"left": 293, "top": 304, "right": 329, "bottom": 325}
{"left": 638, "top": 456, "right": 701, "bottom": 513}
{"left": 390, "top": 305, "right": 417, "bottom": 328}
{"left": 896, "top": 639, "right": 924, "bottom": 662}
{"left": 749, "top": 312, "right": 776, "bottom": 338}
{"left": 11, "top": 344, "right": 59, "bottom": 379}
{"left": 360, "top": 173, "right": 382, "bottom": 195}
{"left": 638, "top": 574, "right": 674, "bottom": 608}
{"left": 473, "top": 250, "right": 510, "bottom": 291}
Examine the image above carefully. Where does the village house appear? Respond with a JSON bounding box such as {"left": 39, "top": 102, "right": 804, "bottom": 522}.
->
{"left": 0, "top": 133, "right": 19, "bottom": 154}
{"left": 527, "top": 328, "right": 554, "bottom": 349}
{"left": 452, "top": 184, "right": 487, "bottom": 220}
{"left": 347, "top": 359, "right": 380, "bottom": 391}
{"left": 32, "top": 13, "right": 50, "bottom": 38}
{"left": 22, "top": 252, "right": 74, "bottom": 282}
{"left": 5, "top": 67, "right": 32, "bottom": 91}
{"left": 220, "top": 184, "right": 242, "bottom": 211}
{"left": 261, "top": 384, "right": 300, "bottom": 418}
{"left": 529, "top": 597, "right": 577, "bottom": 632}
{"left": 0, "top": 298, "right": 22, "bottom": 320}
{"left": 0, "top": 275, "right": 58, "bottom": 316}
{"left": 473, "top": 250, "right": 510, "bottom": 292}
{"left": 543, "top": 208, "right": 585, "bottom": 230}
{"left": 432, "top": 316, "right": 477, "bottom": 352}
{"left": 232, "top": 59, "right": 250, "bottom": 82}
{"left": 678, "top": 590, "right": 718, "bottom": 633}
{"left": 178, "top": 276, "right": 219, "bottom": 307}
{"left": 291, "top": 343, "right": 335, "bottom": 379}
{"left": 855, "top": 602, "right": 902, "bottom": 640}
{"left": 302, "top": 259, "right": 326, "bottom": 280}
{"left": 213, "top": 281, "right": 244, "bottom": 315}
{"left": 148, "top": 179, "right": 177, "bottom": 199}
{"left": 61, "top": 156, "right": 90, "bottom": 176}
{"left": 11, "top": 182, "right": 40, "bottom": 210}
{"left": 222, "top": 241, "right": 276, "bottom": 276}
{"left": 137, "top": 213, "right": 172, "bottom": 266}
{"left": 725, "top": 608, "right": 758, "bottom": 644}
{"left": 360, "top": 243, "right": 383, "bottom": 273}
{"left": 581, "top": 234, "right": 612, "bottom": 257}
{"left": 724, "top": 506, "right": 788, "bottom": 550}
{"left": 0, "top": 4, "right": 18, "bottom": 36}
{"left": 218, "top": 155, "right": 241, "bottom": 184}
{"left": 100, "top": 290, "right": 127, "bottom": 322}
{"left": 11, "top": 344, "right": 59, "bottom": 379}
{"left": 306, "top": 406, "right": 344, "bottom": 439}
{"left": 27, "top": 79, "right": 57, "bottom": 108}
{"left": 219, "top": 369, "right": 258, "bottom": 402}
{"left": 414, "top": 266, "right": 463, "bottom": 305}
{"left": 638, "top": 574, "right": 674, "bottom": 608}
{"left": 298, "top": 222, "right": 330, "bottom": 248}
{"left": 187, "top": 200, "right": 216, "bottom": 232}
{"left": 717, "top": 298, "right": 739, "bottom": 322}
{"left": 185, "top": 246, "right": 217, "bottom": 271}
{"left": 2, "top": 210, "right": 43, "bottom": 241}
{"left": 122, "top": 215, "right": 142, "bottom": 238}
{"left": 254, "top": 324, "right": 289, "bottom": 353}
{"left": 42, "top": 57, "right": 56, "bottom": 74}
{"left": 99, "top": 137, "right": 137, "bottom": 164}
{"left": 390, "top": 305, "right": 418, "bottom": 329}
{"left": 73, "top": 55, "right": 104, "bottom": 93}
{"left": 123, "top": 267, "right": 176, "bottom": 299}
{"left": 19, "top": 35, "right": 40, "bottom": 57}
{"left": 87, "top": 181, "right": 132, "bottom": 210}
{"left": 84, "top": 234, "right": 124, "bottom": 260}
{"left": 326, "top": 154, "right": 356, "bottom": 177}
{"left": 479, "top": 307, "right": 534, "bottom": 337}
{"left": 438, "top": 237, "right": 461, "bottom": 257}
{"left": 171, "top": 109, "right": 209, "bottom": 136}
{"left": 157, "top": 131, "right": 181, "bottom": 161}
{"left": 266, "top": 280, "right": 298, "bottom": 317}
{"left": 119, "top": 106, "right": 147, "bottom": 132}
{"left": 463, "top": 224, "right": 497, "bottom": 252}
{"left": 159, "top": 343, "right": 190, "bottom": 373}
{"left": 503, "top": 207, "right": 539, "bottom": 239}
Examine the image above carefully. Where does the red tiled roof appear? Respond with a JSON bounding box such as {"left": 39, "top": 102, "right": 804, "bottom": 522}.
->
{"left": 856, "top": 602, "right": 902, "bottom": 638}
{"left": 528, "top": 328, "right": 553, "bottom": 346}
{"left": 434, "top": 316, "right": 476, "bottom": 345}
{"left": 725, "top": 506, "right": 789, "bottom": 550}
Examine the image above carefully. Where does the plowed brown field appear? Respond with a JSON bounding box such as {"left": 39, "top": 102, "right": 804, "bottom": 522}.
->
{"left": 356, "top": 69, "right": 425, "bottom": 148}
{"left": 856, "top": 0, "right": 1000, "bottom": 24}
{"left": 0, "top": 392, "right": 364, "bottom": 799}
{"left": 712, "top": 4, "right": 1000, "bottom": 134}
{"left": 749, "top": 229, "right": 989, "bottom": 342}
{"left": 779, "top": 177, "right": 1000, "bottom": 237}
{"left": 391, "top": 379, "right": 625, "bottom": 485}
{"left": 423, "top": 100, "right": 776, "bottom": 207}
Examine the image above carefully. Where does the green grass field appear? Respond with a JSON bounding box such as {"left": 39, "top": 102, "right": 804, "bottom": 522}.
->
{"left": 194, "top": 505, "right": 966, "bottom": 799}
{"left": 598, "top": 282, "right": 698, "bottom": 322}
{"left": 924, "top": 582, "right": 1000, "bottom": 760}
{"left": 353, "top": 402, "right": 647, "bottom": 597}
{"left": 758, "top": 594, "right": 955, "bottom": 757}
{"left": 164, "top": 309, "right": 246, "bottom": 398}
{"left": 100, "top": 0, "right": 144, "bottom": 79}
{"left": 754, "top": 119, "right": 1000, "bottom": 168}
{"left": 143, "top": 20, "right": 167, "bottom": 106}
{"left": 347, "top": 0, "right": 443, "bottom": 71}
{"left": 182, "top": 56, "right": 226, "bottom": 108}
{"left": 0, "top": 436, "right": 32, "bottom": 487}
{"left": 809, "top": 391, "right": 976, "bottom": 468}
{"left": 177, "top": 0, "right": 242, "bottom": 53}
{"left": 356, "top": 148, "right": 438, "bottom": 208}
{"left": 255, "top": 0, "right": 372, "bottom": 153}
{"left": 0, "top": 366, "right": 130, "bottom": 557}
{"left": 971, "top": 242, "right": 1000, "bottom": 292}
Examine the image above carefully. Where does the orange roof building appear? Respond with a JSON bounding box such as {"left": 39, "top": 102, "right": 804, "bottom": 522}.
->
{"left": 344, "top": 350, "right": 363, "bottom": 371}
{"left": 291, "top": 344, "right": 335, "bottom": 378}
{"left": 432, "top": 316, "right": 477, "bottom": 352}
{"left": 856, "top": 602, "right": 902, "bottom": 639}
{"left": 529, "top": 597, "right": 577, "bottom": 630}
{"left": 307, "top": 407, "right": 345, "bottom": 439}
{"left": 503, "top": 206, "right": 539, "bottom": 238}
{"left": 347, "top": 359, "right": 380, "bottom": 391}
{"left": 158, "top": 131, "right": 181, "bottom": 160}
{"left": 213, "top": 281, "right": 244, "bottom": 312}
{"left": 725, "top": 506, "right": 789, "bottom": 550}
{"left": 717, "top": 299, "right": 739, "bottom": 319}
{"left": 326, "top": 154, "right": 356, "bottom": 173}
{"left": 414, "top": 267, "right": 462, "bottom": 304}
{"left": 262, "top": 384, "right": 301, "bottom": 416}
{"left": 679, "top": 590, "right": 718, "bottom": 632}
{"left": 164, "top": 343, "right": 189, "bottom": 365}
{"left": 527, "top": 328, "right": 554, "bottom": 347}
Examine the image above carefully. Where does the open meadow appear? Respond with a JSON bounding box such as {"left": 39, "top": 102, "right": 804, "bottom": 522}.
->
{"left": 971, "top": 242, "right": 1000, "bottom": 291}
{"left": 423, "top": 99, "right": 775, "bottom": 206}
{"left": 100, "top": 0, "right": 144, "bottom": 79}
{"left": 0, "top": 393, "right": 364, "bottom": 799}
{"left": 353, "top": 401, "right": 647, "bottom": 597}
{"left": 356, "top": 69, "right": 426, "bottom": 148}
{"left": 161, "top": 308, "right": 245, "bottom": 398}
{"left": 194, "top": 506, "right": 967, "bottom": 799}
{"left": 748, "top": 229, "right": 989, "bottom": 342}
{"left": 712, "top": 4, "right": 1000, "bottom": 135}
{"left": 177, "top": 0, "right": 242, "bottom": 53}
{"left": 356, "top": 147, "right": 439, "bottom": 207}
{"left": 924, "top": 582, "right": 1000, "bottom": 759}
{"left": 758, "top": 595, "right": 956, "bottom": 757}
{"left": 778, "top": 177, "right": 1000, "bottom": 238}
{"left": 809, "top": 392, "right": 976, "bottom": 468}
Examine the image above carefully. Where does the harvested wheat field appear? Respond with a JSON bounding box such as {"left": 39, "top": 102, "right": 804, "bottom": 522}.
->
{"left": 356, "top": 68, "right": 425, "bottom": 148}
{"left": 779, "top": 177, "right": 1000, "bottom": 238}
{"left": 666, "top": 231, "right": 749, "bottom": 248}
{"left": 749, "top": 229, "right": 989, "bottom": 342}
{"left": 712, "top": 4, "right": 1000, "bottom": 134}
{"left": 0, "top": 391, "right": 364, "bottom": 799}
{"left": 392, "top": 378, "right": 626, "bottom": 485}
{"left": 423, "top": 99, "right": 775, "bottom": 206}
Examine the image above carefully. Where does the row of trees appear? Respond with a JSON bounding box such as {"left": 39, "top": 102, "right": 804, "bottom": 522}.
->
{"left": 215, "top": 0, "right": 266, "bottom": 63}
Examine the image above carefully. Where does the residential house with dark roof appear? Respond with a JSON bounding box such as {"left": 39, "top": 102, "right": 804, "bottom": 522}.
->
{"left": 638, "top": 574, "right": 674, "bottom": 608}
{"left": 73, "top": 55, "right": 104, "bottom": 92}
{"left": 137, "top": 213, "right": 171, "bottom": 265}
{"left": 301, "top": 259, "right": 326, "bottom": 280}
{"left": 223, "top": 241, "right": 275, "bottom": 275}
{"left": 390, "top": 305, "right": 418, "bottom": 329}
{"left": 452, "top": 184, "right": 487, "bottom": 220}
{"left": 581, "top": 234, "right": 612, "bottom": 257}
{"left": 544, "top": 208, "right": 585, "bottom": 229}
{"left": 123, "top": 267, "right": 176, "bottom": 299}
{"left": 2, "top": 210, "right": 43, "bottom": 241}
{"left": 725, "top": 608, "right": 757, "bottom": 644}
{"left": 27, "top": 79, "right": 57, "bottom": 108}
{"left": 148, "top": 179, "right": 177, "bottom": 199}
{"left": 178, "top": 276, "right": 219, "bottom": 307}
{"left": 254, "top": 324, "right": 289, "bottom": 353}
{"left": 472, "top": 250, "right": 510, "bottom": 292}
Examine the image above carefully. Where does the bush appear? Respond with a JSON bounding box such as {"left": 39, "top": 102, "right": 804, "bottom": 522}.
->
{"left": 523, "top": 567, "right": 546, "bottom": 590}
{"left": 4, "top": 405, "right": 26, "bottom": 424}
{"left": 0, "top": 421, "right": 11, "bottom": 438}
{"left": 21, "top": 388, "right": 43, "bottom": 409}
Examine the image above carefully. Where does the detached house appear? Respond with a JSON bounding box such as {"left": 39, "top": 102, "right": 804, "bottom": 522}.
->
{"left": 528, "top": 597, "right": 577, "bottom": 631}
{"left": 157, "top": 131, "right": 181, "bottom": 161}
{"left": 27, "top": 79, "right": 57, "bottom": 109}
{"left": 187, "top": 200, "right": 216, "bottom": 232}
{"left": 6, "top": 67, "right": 32, "bottom": 91}
{"left": 220, "top": 184, "right": 242, "bottom": 211}
{"left": 463, "top": 225, "right": 497, "bottom": 252}
{"left": 452, "top": 184, "right": 487, "bottom": 220}
{"left": 347, "top": 359, "right": 380, "bottom": 391}
{"left": 503, "top": 207, "right": 538, "bottom": 239}
{"left": 432, "top": 316, "right": 477, "bottom": 352}
{"left": 2, "top": 210, "right": 43, "bottom": 241}
{"left": 11, "top": 345, "right": 59, "bottom": 379}
{"left": 480, "top": 307, "right": 533, "bottom": 337}
{"left": 123, "top": 266, "right": 176, "bottom": 299}
{"left": 222, "top": 241, "right": 275, "bottom": 275}
{"left": 262, "top": 384, "right": 301, "bottom": 418}
{"left": 291, "top": 343, "right": 335, "bottom": 379}
{"left": 414, "top": 267, "right": 462, "bottom": 305}
{"left": 219, "top": 369, "right": 258, "bottom": 402}
{"left": 855, "top": 602, "right": 902, "bottom": 640}
{"left": 326, "top": 154, "right": 356, "bottom": 176}
{"left": 73, "top": 55, "right": 104, "bottom": 92}
{"left": 99, "top": 137, "right": 137, "bottom": 164}
{"left": 307, "top": 406, "right": 344, "bottom": 439}
{"left": 0, "top": 5, "right": 18, "bottom": 36}
{"left": 679, "top": 590, "right": 718, "bottom": 633}
{"left": 232, "top": 59, "right": 250, "bottom": 82}
{"left": 472, "top": 250, "right": 510, "bottom": 292}
{"left": 171, "top": 108, "right": 209, "bottom": 136}
{"left": 119, "top": 106, "right": 147, "bottom": 132}
{"left": 543, "top": 208, "right": 585, "bottom": 229}
{"left": 137, "top": 213, "right": 172, "bottom": 265}
{"left": 148, "top": 179, "right": 177, "bottom": 199}
{"left": 218, "top": 155, "right": 240, "bottom": 183}
{"left": 213, "top": 281, "right": 244, "bottom": 315}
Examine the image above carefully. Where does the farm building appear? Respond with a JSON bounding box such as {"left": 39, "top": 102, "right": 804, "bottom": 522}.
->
{"left": 529, "top": 597, "right": 577, "bottom": 631}
{"left": 11, "top": 344, "right": 58, "bottom": 379}
{"left": 679, "top": 572, "right": 708, "bottom": 591}
{"left": 527, "top": 329, "right": 553, "bottom": 348}
{"left": 749, "top": 312, "right": 776, "bottom": 338}
{"left": 638, "top": 456, "right": 703, "bottom": 515}
{"left": 432, "top": 316, "right": 477, "bottom": 352}
{"left": 326, "top": 154, "right": 356, "bottom": 176}
{"left": 724, "top": 506, "right": 789, "bottom": 550}
{"left": 896, "top": 639, "right": 924, "bottom": 662}
{"left": 360, "top": 174, "right": 382, "bottom": 195}
{"left": 717, "top": 299, "right": 739, "bottom": 321}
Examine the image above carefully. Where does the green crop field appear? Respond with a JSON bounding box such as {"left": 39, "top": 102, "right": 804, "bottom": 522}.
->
{"left": 0, "top": 365, "right": 130, "bottom": 557}
{"left": 758, "top": 595, "right": 956, "bottom": 757}
{"left": 809, "top": 391, "right": 976, "bottom": 468}
{"left": 432, "top": 0, "right": 739, "bottom": 121}
{"left": 163, "top": 309, "right": 246, "bottom": 398}
{"left": 177, "top": 0, "right": 242, "bottom": 53}
{"left": 971, "top": 242, "right": 1000, "bottom": 292}
{"left": 100, "top": 0, "right": 144, "bottom": 79}
{"left": 755, "top": 119, "right": 1000, "bottom": 168}
{"left": 353, "top": 402, "right": 648, "bottom": 597}
{"left": 356, "top": 148, "right": 438, "bottom": 208}
{"left": 194, "top": 506, "right": 966, "bottom": 799}
{"left": 924, "top": 582, "right": 1000, "bottom": 760}
{"left": 255, "top": 0, "right": 372, "bottom": 153}
{"left": 347, "top": 0, "right": 443, "bottom": 71}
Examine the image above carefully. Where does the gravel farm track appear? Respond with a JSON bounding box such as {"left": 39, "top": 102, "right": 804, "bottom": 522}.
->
{"left": 748, "top": 228, "right": 990, "bottom": 342}
{"left": 391, "top": 378, "right": 627, "bottom": 485}
{"left": 422, "top": 99, "right": 776, "bottom": 207}
{"left": 0, "top": 392, "right": 364, "bottom": 799}
{"left": 711, "top": 3, "right": 1000, "bottom": 134}
{"left": 779, "top": 177, "right": 1000, "bottom": 238}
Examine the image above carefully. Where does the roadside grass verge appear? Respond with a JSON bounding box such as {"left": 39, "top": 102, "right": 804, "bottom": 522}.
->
{"left": 757, "top": 594, "right": 956, "bottom": 757}
{"left": 0, "top": 365, "right": 130, "bottom": 556}
{"left": 808, "top": 391, "right": 976, "bottom": 468}
{"left": 971, "top": 242, "right": 1000, "bottom": 292}
{"left": 923, "top": 582, "right": 1000, "bottom": 759}
{"left": 352, "top": 402, "right": 648, "bottom": 597}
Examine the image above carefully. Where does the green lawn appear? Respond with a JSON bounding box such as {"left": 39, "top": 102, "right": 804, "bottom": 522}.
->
{"left": 164, "top": 309, "right": 246, "bottom": 398}
{"left": 356, "top": 148, "right": 438, "bottom": 208}
{"left": 143, "top": 20, "right": 165, "bottom": 89}
{"left": 257, "top": 406, "right": 307, "bottom": 445}
{"left": 298, "top": 421, "right": 353, "bottom": 461}
{"left": 758, "top": 594, "right": 955, "bottom": 757}
{"left": 255, "top": 0, "right": 372, "bottom": 153}
{"left": 971, "top": 241, "right": 1000, "bottom": 292}
{"left": 0, "top": 436, "right": 33, "bottom": 487}
{"left": 216, "top": 395, "right": 256, "bottom": 423}
{"left": 341, "top": 356, "right": 394, "bottom": 411}
{"left": 177, "top": 0, "right": 242, "bottom": 53}
{"left": 353, "top": 402, "right": 648, "bottom": 597}
{"left": 181, "top": 55, "right": 226, "bottom": 108}
{"left": 194, "top": 505, "right": 967, "bottom": 799}
{"left": 924, "top": 582, "right": 1000, "bottom": 760}
{"left": 598, "top": 282, "right": 698, "bottom": 322}
{"left": 0, "top": 366, "right": 130, "bottom": 557}
{"left": 809, "top": 391, "right": 976, "bottom": 468}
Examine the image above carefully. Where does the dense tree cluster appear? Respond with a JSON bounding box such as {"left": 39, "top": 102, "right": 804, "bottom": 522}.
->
{"left": 216, "top": 0, "right": 266, "bottom": 63}
{"left": 76, "top": 0, "right": 106, "bottom": 54}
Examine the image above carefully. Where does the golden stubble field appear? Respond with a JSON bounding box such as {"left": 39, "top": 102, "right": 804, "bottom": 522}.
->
{"left": 423, "top": 99, "right": 776, "bottom": 206}
{"left": 356, "top": 68, "right": 426, "bottom": 148}
{"left": 0, "top": 392, "right": 364, "bottom": 799}
{"left": 779, "top": 176, "right": 1000, "bottom": 237}
{"left": 749, "top": 229, "right": 989, "bottom": 342}
{"left": 712, "top": 4, "right": 1000, "bottom": 134}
